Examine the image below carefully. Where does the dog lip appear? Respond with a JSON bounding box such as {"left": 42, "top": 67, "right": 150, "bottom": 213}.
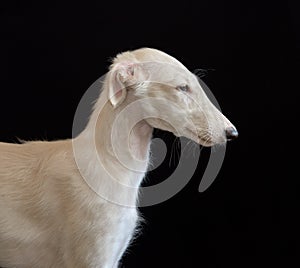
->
{"left": 185, "top": 128, "right": 212, "bottom": 146}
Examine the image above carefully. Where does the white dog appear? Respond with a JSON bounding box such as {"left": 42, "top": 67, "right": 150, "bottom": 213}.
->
{"left": 0, "top": 48, "right": 238, "bottom": 267}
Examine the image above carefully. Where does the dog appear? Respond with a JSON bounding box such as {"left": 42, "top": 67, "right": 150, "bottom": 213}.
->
{"left": 0, "top": 48, "right": 238, "bottom": 267}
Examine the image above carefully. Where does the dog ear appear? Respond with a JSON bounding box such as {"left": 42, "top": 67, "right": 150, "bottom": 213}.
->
{"left": 108, "top": 62, "right": 137, "bottom": 108}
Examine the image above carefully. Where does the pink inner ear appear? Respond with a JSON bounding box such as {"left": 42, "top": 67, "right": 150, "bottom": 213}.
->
{"left": 128, "top": 65, "right": 134, "bottom": 76}
{"left": 109, "top": 62, "right": 137, "bottom": 106}
{"left": 115, "top": 62, "right": 135, "bottom": 81}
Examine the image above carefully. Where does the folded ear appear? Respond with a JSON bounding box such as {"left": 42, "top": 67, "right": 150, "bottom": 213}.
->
{"left": 108, "top": 62, "right": 137, "bottom": 107}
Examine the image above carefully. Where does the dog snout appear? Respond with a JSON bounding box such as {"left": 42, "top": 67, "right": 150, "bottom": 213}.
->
{"left": 225, "top": 126, "right": 238, "bottom": 141}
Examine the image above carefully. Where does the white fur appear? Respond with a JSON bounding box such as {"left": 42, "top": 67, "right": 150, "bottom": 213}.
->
{"left": 0, "top": 48, "right": 236, "bottom": 267}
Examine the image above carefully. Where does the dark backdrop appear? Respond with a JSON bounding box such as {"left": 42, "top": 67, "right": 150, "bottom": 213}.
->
{"left": 0, "top": 1, "right": 299, "bottom": 267}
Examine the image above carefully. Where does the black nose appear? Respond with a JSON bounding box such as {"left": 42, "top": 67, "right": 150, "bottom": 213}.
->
{"left": 225, "top": 127, "right": 238, "bottom": 140}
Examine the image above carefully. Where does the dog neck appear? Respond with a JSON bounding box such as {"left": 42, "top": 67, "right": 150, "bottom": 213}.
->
{"left": 73, "top": 91, "right": 153, "bottom": 207}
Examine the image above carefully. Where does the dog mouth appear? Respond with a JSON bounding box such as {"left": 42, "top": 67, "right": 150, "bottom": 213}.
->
{"left": 185, "top": 128, "right": 213, "bottom": 147}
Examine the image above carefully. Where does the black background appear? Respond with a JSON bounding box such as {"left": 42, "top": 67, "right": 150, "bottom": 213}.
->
{"left": 0, "top": 1, "right": 299, "bottom": 267}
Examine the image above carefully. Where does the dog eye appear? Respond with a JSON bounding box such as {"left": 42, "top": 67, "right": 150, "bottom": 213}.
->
{"left": 176, "top": 85, "right": 190, "bottom": 92}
